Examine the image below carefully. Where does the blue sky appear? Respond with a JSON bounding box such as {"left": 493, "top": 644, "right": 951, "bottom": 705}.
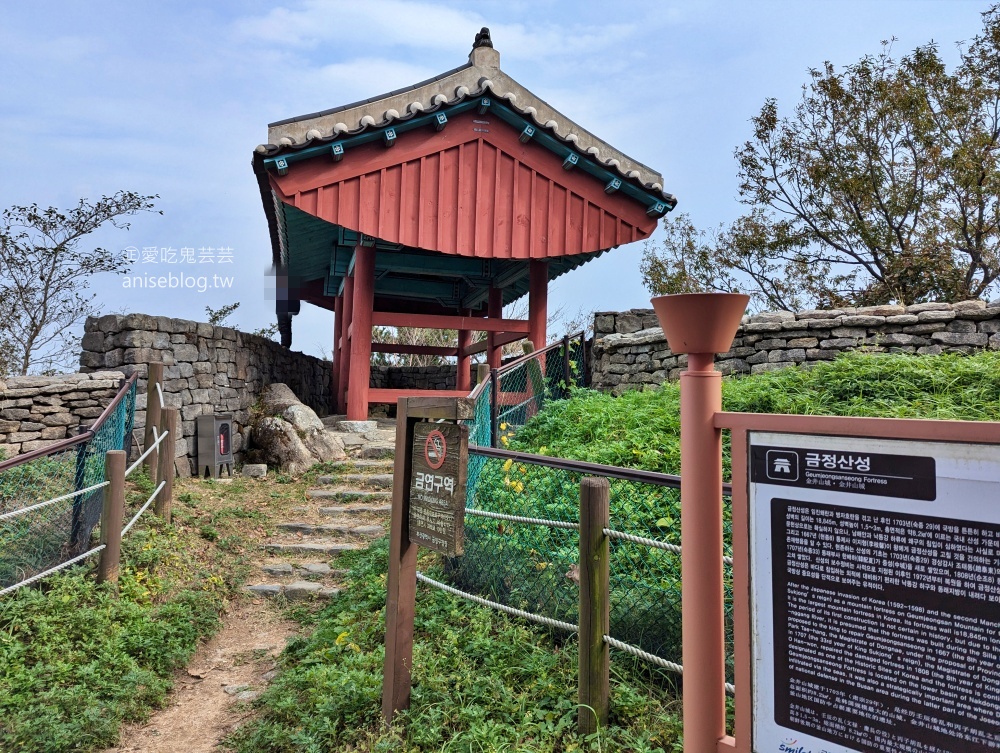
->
{"left": 0, "top": 0, "right": 990, "bottom": 363}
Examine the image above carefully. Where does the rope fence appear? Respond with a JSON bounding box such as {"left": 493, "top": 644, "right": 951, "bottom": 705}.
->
{"left": 0, "top": 545, "right": 106, "bottom": 597}
{"left": 121, "top": 480, "right": 166, "bottom": 537}
{"left": 0, "top": 364, "right": 178, "bottom": 596}
{"left": 416, "top": 571, "right": 578, "bottom": 632}
{"left": 449, "top": 338, "right": 738, "bottom": 702}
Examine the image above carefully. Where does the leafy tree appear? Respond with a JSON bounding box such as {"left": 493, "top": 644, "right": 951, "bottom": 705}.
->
{"left": 644, "top": 7, "right": 1000, "bottom": 309}
{"left": 0, "top": 192, "right": 159, "bottom": 375}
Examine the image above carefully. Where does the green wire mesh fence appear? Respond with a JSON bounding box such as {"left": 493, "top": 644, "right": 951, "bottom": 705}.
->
{"left": 0, "top": 375, "right": 137, "bottom": 591}
{"left": 464, "top": 332, "right": 586, "bottom": 451}
{"left": 447, "top": 450, "right": 722, "bottom": 678}
{"left": 452, "top": 333, "right": 736, "bottom": 685}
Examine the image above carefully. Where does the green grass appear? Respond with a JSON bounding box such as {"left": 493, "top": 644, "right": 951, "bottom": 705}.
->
{"left": 0, "top": 468, "right": 281, "bottom": 753}
{"left": 513, "top": 351, "right": 1000, "bottom": 476}
{"left": 0, "top": 523, "right": 225, "bottom": 752}
{"left": 228, "top": 540, "right": 685, "bottom": 753}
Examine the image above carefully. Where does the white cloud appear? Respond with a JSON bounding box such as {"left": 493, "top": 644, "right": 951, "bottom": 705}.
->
{"left": 233, "top": 0, "right": 641, "bottom": 63}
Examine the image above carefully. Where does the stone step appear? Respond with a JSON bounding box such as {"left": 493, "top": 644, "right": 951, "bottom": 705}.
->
{"left": 244, "top": 581, "right": 343, "bottom": 600}
{"left": 318, "top": 503, "right": 392, "bottom": 516}
{"left": 342, "top": 473, "right": 393, "bottom": 488}
{"left": 359, "top": 444, "right": 395, "bottom": 460}
{"left": 321, "top": 459, "right": 394, "bottom": 473}
{"left": 263, "top": 540, "right": 362, "bottom": 556}
{"left": 277, "top": 522, "right": 386, "bottom": 537}
{"left": 307, "top": 488, "right": 392, "bottom": 502}
{"left": 261, "top": 562, "right": 346, "bottom": 578}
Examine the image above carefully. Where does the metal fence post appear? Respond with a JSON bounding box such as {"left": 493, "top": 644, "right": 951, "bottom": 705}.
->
{"left": 155, "top": 407, "right": 177, "bottom": 523}
{"left": 98, "top": 450, "right": 126, "bottom": 584}
{"left": 578, "top": 475, "right": 610, "bottom": 735}
{"left": 144, "top": 362, "right": 163, "bottom": 484}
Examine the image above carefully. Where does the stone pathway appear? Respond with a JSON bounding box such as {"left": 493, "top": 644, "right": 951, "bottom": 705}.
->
{"left": 243, "top": 417, "right": 396, "bottom": 600}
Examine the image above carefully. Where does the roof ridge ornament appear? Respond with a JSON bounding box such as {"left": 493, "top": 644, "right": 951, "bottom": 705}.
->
{"left": 473, "top": 27, "right": 493, "bottom": 49}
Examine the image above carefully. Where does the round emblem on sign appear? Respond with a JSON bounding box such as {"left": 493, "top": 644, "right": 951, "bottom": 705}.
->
{"left": 424, "top": 429, "right": 447, "bottom": 470}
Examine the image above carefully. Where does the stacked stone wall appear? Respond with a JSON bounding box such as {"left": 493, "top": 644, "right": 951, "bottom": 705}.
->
{"left": 592, "top": 301, "right": 1000, "bottom": 394}
{"left": 370, "top": 364, "right": 477, "bottom": 390}
{"left": 79, "top": 313, "right": 332, "bottom": 474}
{"left": 0, "top": 371, "right": 128, "bottom": 457}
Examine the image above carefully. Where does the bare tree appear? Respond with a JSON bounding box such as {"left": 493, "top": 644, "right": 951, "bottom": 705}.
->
{"left": 0, "top": 192, "right": 159, "bottom": 375}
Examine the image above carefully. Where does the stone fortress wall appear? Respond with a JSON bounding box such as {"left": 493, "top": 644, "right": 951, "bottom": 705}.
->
{"left": 0, "top": 313, "right": 476, "bottom": 470}
{"left": 591, "top": 300, "right": 1000, "bottom": 394}
{"left": 0, "top": 371, "right": 129, "bottom": 458}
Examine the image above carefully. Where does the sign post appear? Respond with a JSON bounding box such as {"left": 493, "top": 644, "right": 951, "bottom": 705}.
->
{"left": 382, "top": 396, "right": 472, "bottom": 726}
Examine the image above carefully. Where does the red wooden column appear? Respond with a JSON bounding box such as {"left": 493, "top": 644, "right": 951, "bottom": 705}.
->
{"left": 332, "top": 295, "right": 342, "bottom": 413}
{"left": 529, "top": 261, "right": 548, "bottom": 350}
{"left": 456, "top": 327, "right": 472, "bottom": 392}
{"left": 338, "top": 275, "right": 355, "bottom": 414}
{"left": 347, "top": 245, "right": 376, "bottom": 421}
{"left": 486, "top": 286, "right": 503, "bottom": 369}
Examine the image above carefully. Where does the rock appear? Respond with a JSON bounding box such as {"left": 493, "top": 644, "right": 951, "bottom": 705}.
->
{"left": 243, "top": 463, "right": 267, "bottom": 478}
{"left": 930, "top": 332, "right": 988, "bottom": 346}
{"left": 952, "top": 299, "right": 986, "bottom": 312}
{"left": 236, "top": 690, "right": 261, "bottom": 702}
{"left": 261, "top": 383, "right": 301, "bottom": 414}
{"left": 224, "top": 684, "right": 251, "bottom": 696}
{"left": 284, "top": 580, "right": 323, "bottom": 600}
{"left": 252, "top": 417, "right": 315, "bottom": 475}
{"left": 300, "top": 563, "right": 332, "bottom": 575}
{"left": 916, "top": 310, "right": 956, "bottom": 323}
{"left": 301, "top": 430, "right": 347, "bottom": 464}
{"left": 359, "top": 443, "right": 394, "bottom": 460}
{"left": 262, "top": 563, "right": 294, "bottom": 575}
{"left": 334, "top": 420, "right": 378, "bottom": 433}
{"left": 907, "top": 302, "right": 952, "bottom": 313}
{"left": 243, "top": 584, "right": 282, "bottom": 596}
{"left": 283, "top": 403, "right": 324, "bottom": 433}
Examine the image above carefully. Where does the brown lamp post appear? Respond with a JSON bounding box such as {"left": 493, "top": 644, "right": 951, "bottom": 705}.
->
{"left": 651, "top": 292, "right": 749, "bottom": 753}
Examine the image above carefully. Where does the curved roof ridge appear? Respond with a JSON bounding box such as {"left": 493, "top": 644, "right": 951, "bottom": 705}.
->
{"left": 260, "top": 40, "right": 670, "bottom": 198}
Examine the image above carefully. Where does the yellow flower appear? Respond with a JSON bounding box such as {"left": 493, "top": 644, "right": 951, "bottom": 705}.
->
{"left": 500, "top": 422, "right": 508, "bottom": 430}
{"left": 502, "top": 459, "right": 513, "bottom": 472}
{"left": 500, "top": 435, "right": 509, "bottom": 445}
{"left": 513, "top": 480, "right": 525, "bottom": 493}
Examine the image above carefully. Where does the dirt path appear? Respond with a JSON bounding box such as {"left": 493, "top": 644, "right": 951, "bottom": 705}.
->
{"left": 105, "top": 600, "right": 299, "bottom": 753}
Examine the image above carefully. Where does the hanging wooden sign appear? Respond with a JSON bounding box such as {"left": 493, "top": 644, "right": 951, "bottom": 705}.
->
{"left": 408, "top": 422, "right": 468, "bottom": 556}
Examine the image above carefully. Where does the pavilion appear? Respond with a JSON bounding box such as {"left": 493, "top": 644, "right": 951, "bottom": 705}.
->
{"left": 253, "top": 29, "right": 675, "bottom": 421}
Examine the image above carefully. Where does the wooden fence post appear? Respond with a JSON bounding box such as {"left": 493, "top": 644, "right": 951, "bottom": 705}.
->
{"left": 98, "top": 450, "right": 126, "bottom": 584}
{"left": 579, "top": 475, "right": 610, "bottom": 735}
{"left": 563, "top": 334, "right": 572, "bottom": 392}
{"left": 489, "top": 368, "right": 499, "bottom": 447}
{"left": 144, "top": 362, "right": 163, "bottom": 484}
{"left": 155, "top": 407, "right": 177, "bottom": 523}
{"left": 476, "top": 363, "right": 489, "bottom": 386}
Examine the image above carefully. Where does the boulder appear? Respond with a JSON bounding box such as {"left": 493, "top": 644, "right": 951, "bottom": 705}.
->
{"left": 283, "top": 403, "right": 324, "bottom": 433}
{"left": 252, "top": 417, "right": 315, "bottom": 475}
{"left": 261, "top": 383, "right": 300, "bottom": 414}
{"left": 251, "top": 385, "right": 346, "bottom": 473}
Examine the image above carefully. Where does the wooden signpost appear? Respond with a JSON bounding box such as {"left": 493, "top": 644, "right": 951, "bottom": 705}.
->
{"left": 382, "top": 396, "right": 473, "bottom": 725}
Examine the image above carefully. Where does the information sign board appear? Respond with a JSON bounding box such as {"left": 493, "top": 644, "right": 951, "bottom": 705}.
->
{"left": 408, "top": 422, "right": 468, "bottom": 556}
{"left": 749, "top": 432, "right": 1000, "bottom": 753}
